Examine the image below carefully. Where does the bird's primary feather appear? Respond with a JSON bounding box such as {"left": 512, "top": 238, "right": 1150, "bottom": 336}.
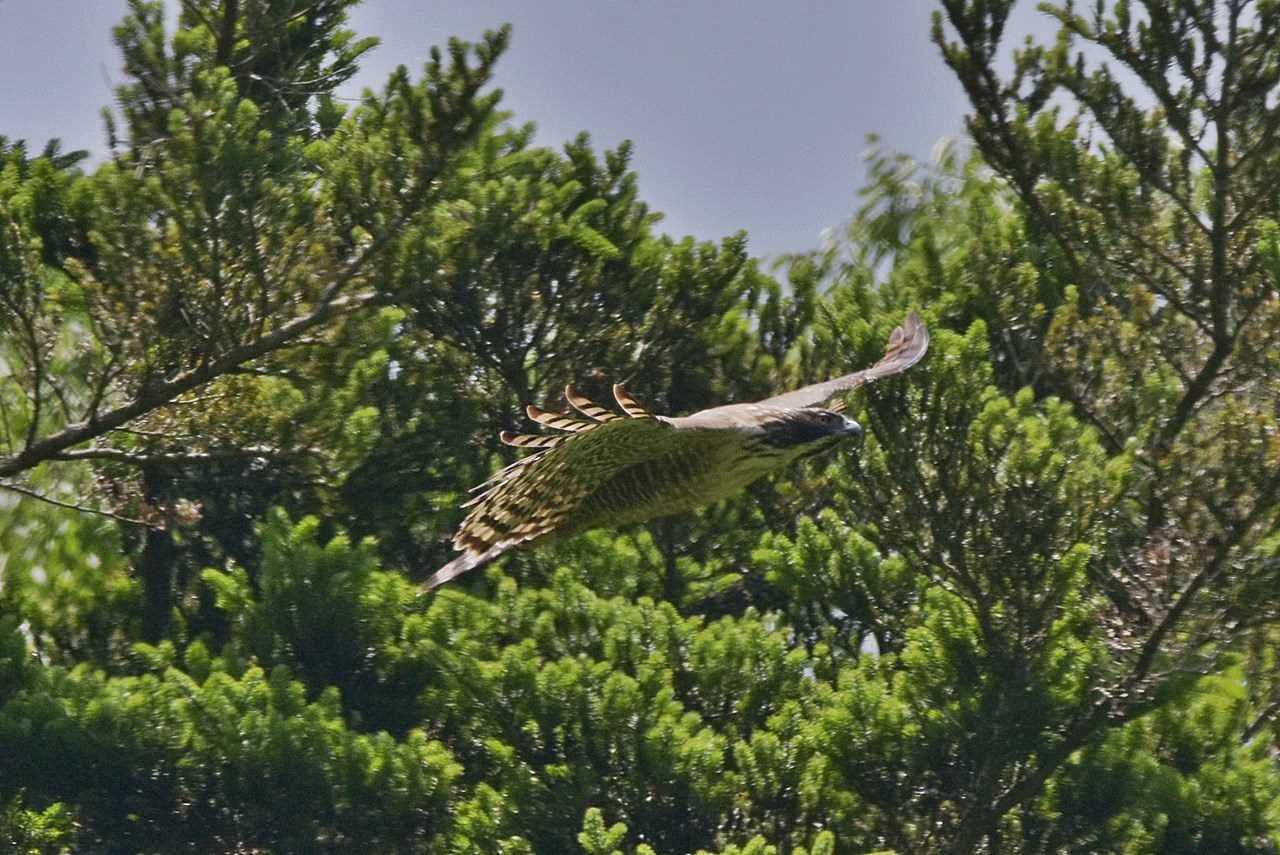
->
{"left": 526, "top": 404, "right": 595, "bottom": 433}
{"left": 565, "top": 385, "right": 622, "bottom": 422}
{"left": 424, "top": 313, "right": 929, "bottom": 590}
{"left": 612, "top": 384, "right": 654, "bottom": 419}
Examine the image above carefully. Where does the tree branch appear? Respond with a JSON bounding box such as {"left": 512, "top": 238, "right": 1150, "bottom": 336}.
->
{"left": 1242, "top": 698, "right": 1280, "bottom": 744}
{"left": 0, "top": 289, "right": 380, "bottom": 478}
{"left": 0, "top": 478, "right": 155, "bottom": 527}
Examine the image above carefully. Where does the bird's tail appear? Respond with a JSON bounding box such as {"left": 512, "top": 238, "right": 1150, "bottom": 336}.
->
{"left": 422, "top": 544, "right": 511, "bottom": 591}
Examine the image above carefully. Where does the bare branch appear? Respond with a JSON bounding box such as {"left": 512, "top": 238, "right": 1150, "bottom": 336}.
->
{"left": 0, "top": 478, "right": 155, "bottom": 527}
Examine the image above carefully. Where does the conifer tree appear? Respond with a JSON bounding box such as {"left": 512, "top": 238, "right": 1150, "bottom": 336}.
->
{"left": 1, "top": 1, "right": 1278, "bottom": 853}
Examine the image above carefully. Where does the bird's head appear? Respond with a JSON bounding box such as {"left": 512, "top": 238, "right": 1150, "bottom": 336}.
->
{"left": 758, "top": 407, "right": 863, "bottom": 458}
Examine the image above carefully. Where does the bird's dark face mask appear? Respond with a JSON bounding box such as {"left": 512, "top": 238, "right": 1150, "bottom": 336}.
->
{"left": 762, "top": 409, "right": 863, "bottom": 459}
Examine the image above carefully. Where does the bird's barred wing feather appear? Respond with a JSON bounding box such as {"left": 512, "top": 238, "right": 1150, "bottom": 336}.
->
{"left": 457, "top": 417, "right": 676, "bottom": 550}
{"left": 423, "top": 394, "right": 674, "bottom": 590}
{"left": 565, "top": 385, "right": 622, "bottom": 422}
{"left": 526, "top": 404, "right": 595, "bottom": 433}
{"left": 500, "top": 384, "right": 656, "bottom": 449}
{"left": 757, "top": 311, "right": 929, "bottom": 410}
{"left": 612, "top": 384, "right": 654, "bottom": 418}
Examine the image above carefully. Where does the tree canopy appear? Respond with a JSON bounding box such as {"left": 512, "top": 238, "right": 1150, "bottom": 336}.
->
{"left": 2, "top": 1, "right": 1278, "bottom": 852}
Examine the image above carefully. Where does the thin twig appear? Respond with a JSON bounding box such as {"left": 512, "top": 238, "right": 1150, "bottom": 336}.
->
{"left": 50, "top": 445, "right": 289, "bottom": 466}
{"left": 0, "top": 478, "right": 155, "bottom": 527}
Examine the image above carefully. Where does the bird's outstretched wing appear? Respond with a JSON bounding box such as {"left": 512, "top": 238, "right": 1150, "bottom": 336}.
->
{"left": 423, "top": 386, "right": 675, "bottom": 590}
{"left": 426, "top": 315, "right": 928, "bottom": 590}
{"left": 757, "top": 312, "right": 929, "bottom": 410}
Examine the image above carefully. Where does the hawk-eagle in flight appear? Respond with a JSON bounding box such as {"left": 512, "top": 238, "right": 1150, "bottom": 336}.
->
{"left": 424, "top": 312, "right": 928, "bottom": 589}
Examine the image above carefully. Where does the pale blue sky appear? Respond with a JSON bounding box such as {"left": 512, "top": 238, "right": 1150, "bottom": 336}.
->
{"left": 0, "top": 1, "right": 1058, "bottom": 258}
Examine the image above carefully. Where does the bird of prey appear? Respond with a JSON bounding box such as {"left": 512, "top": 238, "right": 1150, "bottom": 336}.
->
{"left": 424, "top": 312, "right": 928, "bottom": 589}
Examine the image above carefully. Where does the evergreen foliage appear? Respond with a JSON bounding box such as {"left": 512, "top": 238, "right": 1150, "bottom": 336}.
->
{"left": 1, "top": 1, "right": 1278, "bottom": 852}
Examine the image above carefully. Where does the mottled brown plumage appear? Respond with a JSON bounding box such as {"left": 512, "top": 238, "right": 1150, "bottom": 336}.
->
{"left": 423, "top": 312, "right": 929, "bottom": 589}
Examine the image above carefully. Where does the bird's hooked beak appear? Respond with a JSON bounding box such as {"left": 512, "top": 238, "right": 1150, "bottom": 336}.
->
{"left": 839, "top": 415, "right": 864, "bottom": 441}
